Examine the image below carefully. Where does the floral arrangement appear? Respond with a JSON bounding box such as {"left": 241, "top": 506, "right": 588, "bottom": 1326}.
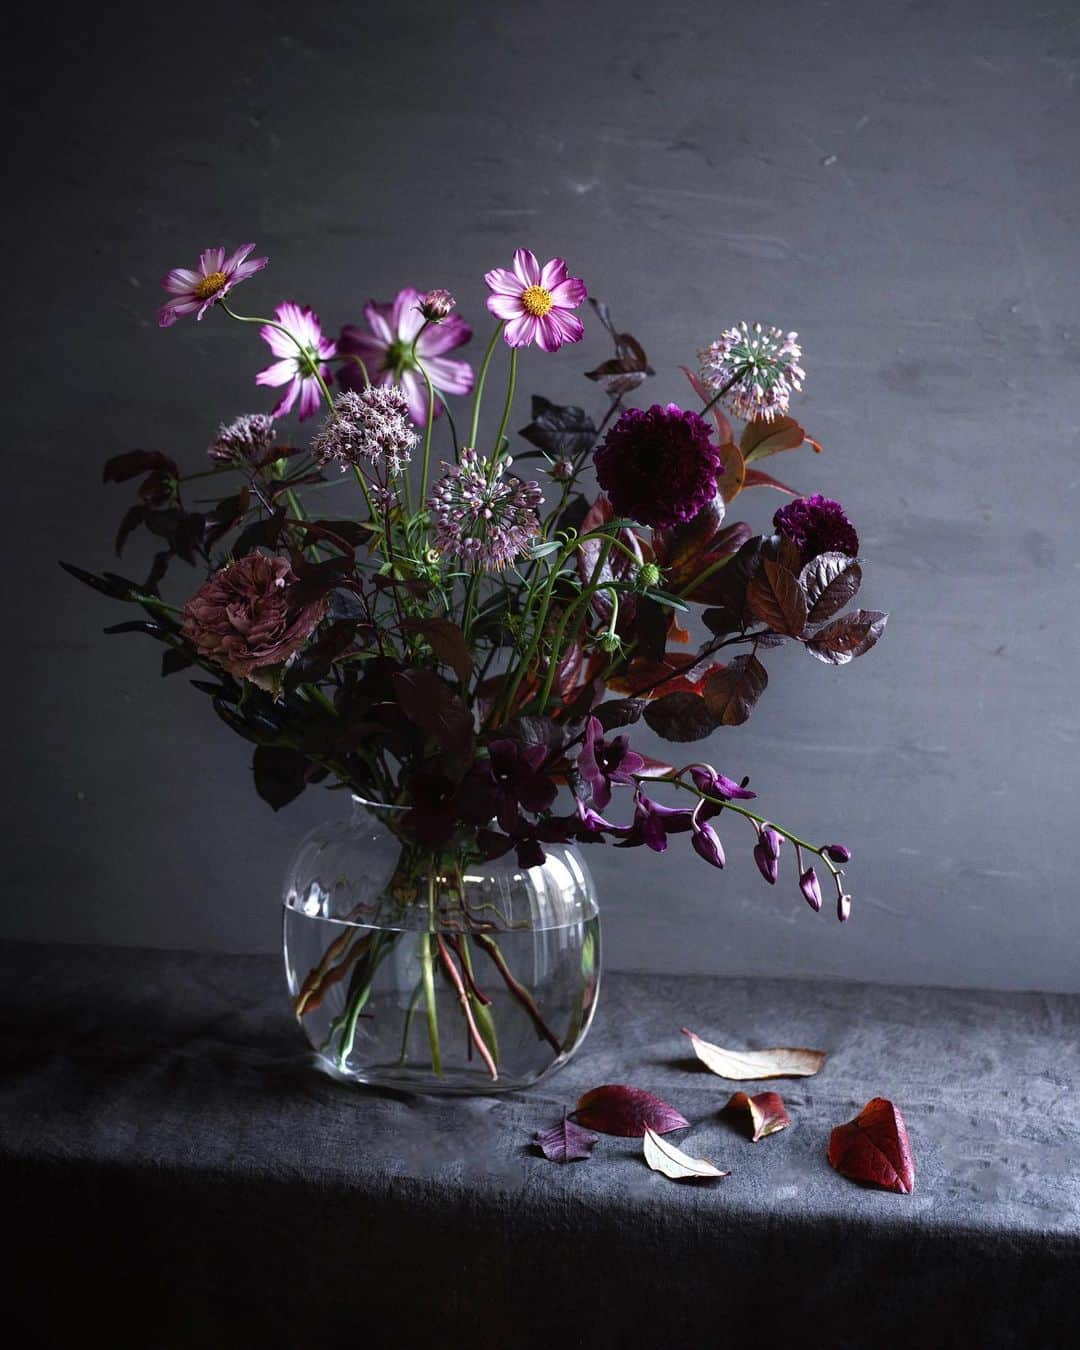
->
{"left": 65, "top": 242, "right": 886, "bottom": 1085}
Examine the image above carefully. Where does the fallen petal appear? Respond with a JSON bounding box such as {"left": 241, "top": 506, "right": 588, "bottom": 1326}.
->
{"left": 723, "top": 1090, "right": 791, "bottom": 1141}
{"left": 573, "top": 1084, "right": 689, "bottom": 1137}
{"left": 682, "top": 1027, "right": 826, "bottom": 1079}
{"left": 643, "top": 1126, "right": 730, "bottom": 1181}
{"left": 828, "top": 1097, "right": 915, "bottom": 1194}
{"left": 534, "top": 1111, "right": 598, "bottom": 1163}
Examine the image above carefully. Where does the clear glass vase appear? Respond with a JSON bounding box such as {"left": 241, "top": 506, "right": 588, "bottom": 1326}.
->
{"left": 282, "top": 796, "right": 601, "bottom": 1094}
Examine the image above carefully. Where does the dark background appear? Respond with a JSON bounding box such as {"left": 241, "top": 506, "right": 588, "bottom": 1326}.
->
{"left": 7, "top": 0, "right": 1078, "bottom": 991}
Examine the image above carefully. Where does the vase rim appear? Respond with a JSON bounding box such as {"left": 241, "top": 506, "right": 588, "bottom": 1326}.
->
{"left": 351, "top": 793, "right": 408, "bottom": 813}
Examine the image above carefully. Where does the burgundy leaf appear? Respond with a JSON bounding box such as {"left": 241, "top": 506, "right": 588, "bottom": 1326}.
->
{"left": 702, "top": 655, "right": 769, "bottom": 726}
{"left": 518, "top": 396, "right": 598, "bottom": 460}
{"left": 391, "top": 669, "right": 474, "bottom": 760}
{"left": 679, "top": 364, "right": 734, "bottom": 444}
{"left": 403, "top": 617, "right": 474, "bottom": 685}
{"left": 747, "top": 558, "right": 808, "bottom": 637}
{"left": 800, "top": 553, "right": 863, "bottom": 624}
{"left": 723, "top": 1090, "right": 791, "bottom": 1141}
{"left": 805, "top": 609, "right": 888, "bottom": 665}
{"left": 643, "top": 691, "right": 718, "bottom": 743}
{"left": 534, "top": 1110, "right": 598, "bottom": 1164}
{"left": 828, "top": 1097, "right": 915, "bottom": 1194}
{"left": 739, "top": 416, "right": 809, "bottom": 463}
{"left": 742, "top": 467, "right": 798, "bottom": 495}
{"left": 593, "top": 698, "right": 647, "bottom": 731}
{"left": 102, "top": 450, "right": 179, "bottom": 483}
{"left": 573, "top": 1084, "right": 689, "bottom": 1138}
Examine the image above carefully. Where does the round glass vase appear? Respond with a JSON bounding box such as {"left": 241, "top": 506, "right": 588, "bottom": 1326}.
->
{"left": 282, "top": 796, "right": 601, "bottom": 1095}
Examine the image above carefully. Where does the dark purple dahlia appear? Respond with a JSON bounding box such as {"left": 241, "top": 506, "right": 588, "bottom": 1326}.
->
{"left": 773, "top": 493, "right": 859, "bottom": 562}
{"left": 593, "top": 403, "right": 722, "bottom": 530}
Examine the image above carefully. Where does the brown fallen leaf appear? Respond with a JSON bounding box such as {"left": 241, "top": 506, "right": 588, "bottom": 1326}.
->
{"left": 828, "top": 1097, "right": 915, "bottom": 1194}
{"left": 724, "top": 1090, "right": 791, "bottom": 1141}
{"left": 643, "top": 1127, "right": 730, "bottom": 1181}
{"left": 682, "top": 1027, "right": 826, "bottom": 1080}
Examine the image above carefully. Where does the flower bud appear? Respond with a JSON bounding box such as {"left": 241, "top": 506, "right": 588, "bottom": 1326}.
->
{"left": 599, "top": 631, "right": 621, "bottom": 654}
{"left": 419, "top": 288, "right": 456, "bottom": 321}
{"left": 639, "top": 562, "right": 662, "bottom": 588}
{"left": 823, "top": 843, "right": 852, "bottom": 864}
{"left": 837, "top": 892, "right": 852, "bottom": 922}
{"left": 551, "top": 457, "right": 575, "bottom": 482}
{"left": 692, "top": 822, "right": 726, "bottom": 869}
{"left": 799, "top": 867, "right": 823, "bottom": 912}
{"left": 753, "top": 826, "right": 782, "bottom": 885}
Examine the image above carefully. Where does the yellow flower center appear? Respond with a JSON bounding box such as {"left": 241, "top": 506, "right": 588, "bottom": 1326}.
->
{"left": 520, "top": 284, "right": 553, "bottom": 318}
{"left": 194, "top": 271, "right": 228, "bottom": 300}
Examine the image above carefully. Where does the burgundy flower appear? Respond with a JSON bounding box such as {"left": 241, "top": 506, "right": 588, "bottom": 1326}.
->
{"left": 578, "top": 717, "right": 645, "bottom": 810}
{"left": 403, "top": 769, "right": 459, "bottom": 848}
{"left": 688, "top": 765, "right": 757, "bottom": 802}
{"left": 593, "top": 403, "right": 723, "bottom": 530}
{"left": 618, "top": 789, "right": 697, "bottom": 853}
{"left": 773, "top": 494, "right": 859, "bottom": 563}
{"left": 180, "top": 553, "right": 327, "bottom": 692}
{"left": 457, "top": 741, "right": 557, "bottom": 834}
{"left": 692, "top": 820, "right": 726, "bottom": 869}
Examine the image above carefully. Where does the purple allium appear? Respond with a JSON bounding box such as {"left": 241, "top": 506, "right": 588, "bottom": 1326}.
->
{"left": 753, "top": 825, "right": 783, "bottom": 884}
{"left": 800, "top": 867, "right": 823, "bottom": 912}
{"left": 312, "top": 387, "right": 417, "bottom": 475}
{"left": 157, "top": 243, "right": 268, "bottom": 328}
{"left": 338, "top": 287, "right": 474, "bottom": 427}
{"left": 207, "top": 413, "right": 276, "bottom": 465}
{"left": 773, "top": 494, "right": 859, "bottom": 563}
{"left": 419, "top": 289, "right": 456, "bottom": 322}
{"left": 428, "top": 449, "right": 543, "bottom": 570}
{"left": 256, "top": 302, "right": 337, "bottom": 422}
{"left": 688, "top": 765, "right": 757, "bottom": 802}
{"left": 578, "top": 717, "right": 646, "bottom": 810}
{"left": 698, "top": 322, "right": 804, "bottom": 423}
{"left": 593, "top": 403, "right": 723, "bottom": 530}
{"left": 692, "top": 820, "right": 726, "bottom": 869}
{"left": 485, "top": 249, "right": 587, "bottom": 352}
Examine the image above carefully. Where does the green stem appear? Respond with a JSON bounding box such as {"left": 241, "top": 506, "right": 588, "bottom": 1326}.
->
{"left": 421, "top": 876, "right": 442, "bottom": 1076}
{"left": 397, "top": 977, "right": 426, "bottom": 1065}
{"left": 667, "top": 777, "right": 825, "bottom": 854}
{"left": 468, "top": 322, "right": 504, "bottom": 447}
{"left": 491, "top": 347, "right": 518, "bottom": 458}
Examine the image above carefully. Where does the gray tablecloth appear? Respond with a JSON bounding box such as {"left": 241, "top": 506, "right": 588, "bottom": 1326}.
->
{"left": 1, "top": 941, "right": 1077, "bottom": 1349}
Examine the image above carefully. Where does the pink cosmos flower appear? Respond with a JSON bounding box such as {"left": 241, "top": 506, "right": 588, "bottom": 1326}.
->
{"left": 157, "top": 243, "right": 268, "bottom": 328}
{"left": 337, "top": 287, "right": 474, "bottom": 427}
{"left": 484, "top": 250, "right": 587, "bottom": 352}
{"left": 256, "top": 302, "right": 337, "bottom": 421}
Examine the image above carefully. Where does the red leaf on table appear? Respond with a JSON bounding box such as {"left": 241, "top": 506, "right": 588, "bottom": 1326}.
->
{"left": 534, "top": 1110, "right": 598, "bottom": 1163}
{"left": 573, "top": 1084, "right": 689, "bottom": 1138}
{"left": 828, "top": 1097, "right": 915, "bottom": 1194}
{"left": 723, "top": 1090, "right": 791, "bottom": 1141}
{"left": 682, "top": 1028, "right": 826, "bottom": 1079}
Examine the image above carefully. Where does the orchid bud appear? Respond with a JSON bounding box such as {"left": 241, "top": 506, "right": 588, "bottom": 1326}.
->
{"left": 753, "top": 826, "right": 782, "bottom": 884}
{"left": 799, "top": 867, "right": 823, "bottom": 912}
{"left": 823, "top": 843, "right": 852, "bottom": 864}
{"left": 692, "top": 822, "right": 726, "bottom": 869}
{"left": 837, "top": 892, "right": 852, "bottom": 922}
{"left": 419, "top": 288, "right": 456, "bottom": 321}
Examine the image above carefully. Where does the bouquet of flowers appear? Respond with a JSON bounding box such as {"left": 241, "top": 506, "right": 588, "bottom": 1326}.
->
{"left": 66, "top": 242, "right": 886, "bottom": 1090}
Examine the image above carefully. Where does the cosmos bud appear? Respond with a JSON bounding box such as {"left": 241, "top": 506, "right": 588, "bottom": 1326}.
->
{"left": 419, "top": 288, "right": 456, "bottom": 321}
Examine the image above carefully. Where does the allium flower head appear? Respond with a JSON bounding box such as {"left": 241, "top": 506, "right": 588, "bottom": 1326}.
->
{"left": 428, "top": 449, "right": 543, "bottom": 570}
{"left": 338, "top": 287, "right": 474, "bottom": 427}
{"left": 312, "top": 387, "right": 417, "bottom": 474}
{"left": 593, "top": 403, "right": 723, "bottom": 530}
{"left": 484, "top": 249, "right": 587, "bottom": 352}
{"left": 699, "top": 322, "right": 804, "bottom": 423}
{"left": 207, "top": 413, "right": 276, "bottom": 465}
{"left": 256, "top": 302, "right": 337, "bottom": 422}
{"left": 157, "top": 243, "right": 268, "bottom": 328}
{"left": 419, "top": 289, "right": 456, "bottom": 322}
{"left": 773, "top": 494, "right": 859, "bottom": 562}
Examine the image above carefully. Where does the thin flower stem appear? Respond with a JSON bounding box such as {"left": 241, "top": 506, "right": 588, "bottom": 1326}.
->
{"left": 468, "top": 322, "right": 504, "bottom": 447}
{"left": 491, "top": 347, "right": 518, "bottom": 458}
{"left": 415, "top": 358, "right": 438, "bottom": 508}
{"left": 665, "top": 776, "right": 826, "bottom": 855}
{"left": 421, "top": 876, "right": 442, "bottom": 1076}
{"left": 475, "top": 935, "right": 561, "bottom": 1053}
{"left": 697, "top": 367, "right": 748, "bottom": 420}
{"left": 437, "top": 935, "right": 498, "bottom": 1079}
{"left": 396, "top": 977, "right": 425, "bottom": 1064}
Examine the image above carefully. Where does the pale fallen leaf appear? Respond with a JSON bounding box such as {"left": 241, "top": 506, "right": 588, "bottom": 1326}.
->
{"left": 643, "top": 1126, "right": 730, "bottom": 1181}
{"left": 682, "top": 1027, "right": 826, "bottom": 1079}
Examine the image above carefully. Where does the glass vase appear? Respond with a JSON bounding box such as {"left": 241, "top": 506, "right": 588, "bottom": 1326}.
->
{"left": 282, "top": 796, "right": 601, "bottom": 1094}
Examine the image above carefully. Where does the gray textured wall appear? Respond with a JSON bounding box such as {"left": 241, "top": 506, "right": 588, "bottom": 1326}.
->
{"left": 8, "top": 0, "right": 1079, "bottom": 991}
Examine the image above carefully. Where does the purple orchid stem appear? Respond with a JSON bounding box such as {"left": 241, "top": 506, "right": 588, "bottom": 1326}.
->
{"left": 475, "top": 934, "right": 562, "bottom": 1052}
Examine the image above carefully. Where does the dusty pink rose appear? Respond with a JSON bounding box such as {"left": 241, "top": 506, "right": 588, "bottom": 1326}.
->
{"left": 181, "top": 553, "right": 326, "bottom": 691}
